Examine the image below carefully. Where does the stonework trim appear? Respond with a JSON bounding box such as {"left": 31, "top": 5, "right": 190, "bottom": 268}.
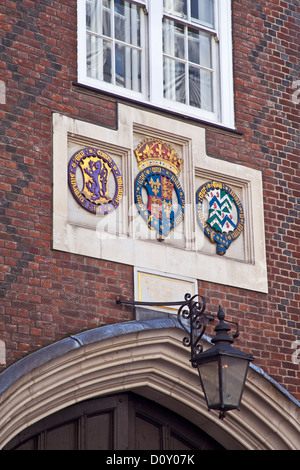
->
{"left": 0, "top": 320, "right": 299, "bottom": 450}
{"left": 52, "top": 105, "right": 268, "bottom": 293}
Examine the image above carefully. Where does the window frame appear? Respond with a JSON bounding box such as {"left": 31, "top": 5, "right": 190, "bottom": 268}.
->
{"left": 79, "top": 0, "right": 148, "bottom": 100}
{"left": 158, "top": 3, "right": 219, "bottom": 120}
{"left": 77, "top": 0, "right": 234, "bottom": 128}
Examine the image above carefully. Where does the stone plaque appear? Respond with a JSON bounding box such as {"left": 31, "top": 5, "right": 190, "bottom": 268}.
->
{"left": 134, "top": 268, "right": 197, "bottom": 314}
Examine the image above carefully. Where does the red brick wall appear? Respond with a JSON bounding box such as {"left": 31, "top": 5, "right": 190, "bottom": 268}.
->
{"left": 0, "top": 0, "right": 132, "bottom": 363}
{"left": 1, "top": 1, "right": 299, "bottom": 401}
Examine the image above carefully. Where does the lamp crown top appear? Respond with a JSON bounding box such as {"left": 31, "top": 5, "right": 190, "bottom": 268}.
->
{"left": 212, "top": 306, "right": 234, "bottom": 344}
{"left": 217, "top": 305, "right": 226, "bottom": 321}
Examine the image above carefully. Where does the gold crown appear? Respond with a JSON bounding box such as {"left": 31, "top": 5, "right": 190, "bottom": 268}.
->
{"left": 134, "top": 139, "right": 183, "bottom": 177}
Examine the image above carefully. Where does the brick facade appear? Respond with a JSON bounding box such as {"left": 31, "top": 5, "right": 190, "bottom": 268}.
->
{"left": 1, "top": 0, "right": 299, "bottom": 402}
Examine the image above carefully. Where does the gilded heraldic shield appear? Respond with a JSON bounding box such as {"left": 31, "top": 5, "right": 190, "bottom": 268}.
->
{"left": 196, "top": 181, "right": 244, "bottom": 255}
{"left": 134, "top": 139, "right": 185, "bottom": 240}
{"left": 68, "top": 147, "right": 123, "bottom": 215}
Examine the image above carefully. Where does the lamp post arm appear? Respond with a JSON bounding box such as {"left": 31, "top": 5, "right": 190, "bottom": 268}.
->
{"left": 116, "top": 298, "right": 187, "bottom": 308}
{"left": 117, "top": 293, "right": 215, "bottom": 365}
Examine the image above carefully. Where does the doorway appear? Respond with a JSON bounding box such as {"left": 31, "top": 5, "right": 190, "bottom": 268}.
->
{"left": 4, "top": 392, "right": 224, "bottom": 450}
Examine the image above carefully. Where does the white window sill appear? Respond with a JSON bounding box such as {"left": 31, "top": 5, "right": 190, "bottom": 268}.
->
{"left": 73, "top": 80, "right": 238, "bottom": 133}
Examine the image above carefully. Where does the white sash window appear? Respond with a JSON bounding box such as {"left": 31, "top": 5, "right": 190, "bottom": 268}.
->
{"left": 78, "top": 0, "right": 234, "bottom": 127}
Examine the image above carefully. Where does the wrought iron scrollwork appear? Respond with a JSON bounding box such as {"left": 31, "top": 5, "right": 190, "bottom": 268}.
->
{"left": 177, "top": 293, "right": 207, "bottom": 364}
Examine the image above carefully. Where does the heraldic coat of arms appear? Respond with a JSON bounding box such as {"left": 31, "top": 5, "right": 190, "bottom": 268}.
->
{"left": 68, "top": 147, "right": 123, "bottom": 215}
{"left": 134, "top": 139, "right": 185, "bottom": 240}
{"left": 196, "top": 181, "right": 244, "bottom": 255}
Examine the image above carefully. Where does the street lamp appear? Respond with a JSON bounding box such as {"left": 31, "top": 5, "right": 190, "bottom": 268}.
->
{"left": 116, "top": 293, "right": 254, "bottom": 419}
{"left": 192, "top": 304, "right": 253, "bottom": 419}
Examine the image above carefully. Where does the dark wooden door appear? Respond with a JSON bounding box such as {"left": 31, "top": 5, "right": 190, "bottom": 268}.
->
{"left": 4, "top": 393, "right": 223, "bottom": 450}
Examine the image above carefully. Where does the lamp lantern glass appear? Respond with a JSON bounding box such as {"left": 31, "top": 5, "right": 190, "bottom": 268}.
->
{"left": 196, "top": 352, "right": 252, "bottom": 413}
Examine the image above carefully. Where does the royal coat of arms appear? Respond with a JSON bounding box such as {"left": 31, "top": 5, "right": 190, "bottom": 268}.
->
{"left": 68, "top": 147, "right": 123, "bottom": 215}
{"left": 134, "top": 139, "right": 185, "bottom": 240}
{"left": 196, "top": 181, "right": 244, "bottom": 255}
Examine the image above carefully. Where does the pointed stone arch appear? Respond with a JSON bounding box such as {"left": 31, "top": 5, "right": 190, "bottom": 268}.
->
{"left": 0, "top": 319, "right": 299, "bottom": 450}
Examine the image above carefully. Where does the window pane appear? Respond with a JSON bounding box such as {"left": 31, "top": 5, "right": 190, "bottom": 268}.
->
{"left": 103, "top": 40, "right": 112, "bottom": 83}
{"left": 163, "top": 0, "right": 187, "bottom": 18}
{"left": 164, "top": 57, "right": 186, "bottom": 103}
{"left": 163, "top": 19, "right": 185, "bottom": 60}
{"left": 115, "top": 44, "right": 141, "bottom": 92}
{"left": 189, "top": 65, "right": 200, "bottom": 108}
{"left": 188, "top": 28, "right": 211, "bottom": 68}
{"left": 103, "top": 8, "right": 112, "bottom": 37}
{"left": 86, "top": 2, "right": 92, "bottom": 29}
{"left": 191, "top": 0, "right": 214, "bottom": 28}
{"left": 163, "top": 0, "right": 214, "bottom": 28}
{"left": 189, "top": 66, "right": 212, "bottom": 111}
{"left": 87, "top": 0, "right": 112, "bottom": 36}
{"left": 114, "top": 0, "right": 140, "bottom": 46}
{"left": 87, "top": 35, "right": 112, "bottom": 83}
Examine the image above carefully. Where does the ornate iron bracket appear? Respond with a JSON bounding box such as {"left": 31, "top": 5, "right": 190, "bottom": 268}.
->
{"left": 116, "top": 293, "right": 240, "bottom": 367}
{"left": 177, "top": 293, "right": 212, "bottom": 366}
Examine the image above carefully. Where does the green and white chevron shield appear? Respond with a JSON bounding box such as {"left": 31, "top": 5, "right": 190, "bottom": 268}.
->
{"left": 196, "top": 182, "right": 245, "bottom": 255}
{"left": 206, "top": 188, "right": 236, "bottom": 233}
